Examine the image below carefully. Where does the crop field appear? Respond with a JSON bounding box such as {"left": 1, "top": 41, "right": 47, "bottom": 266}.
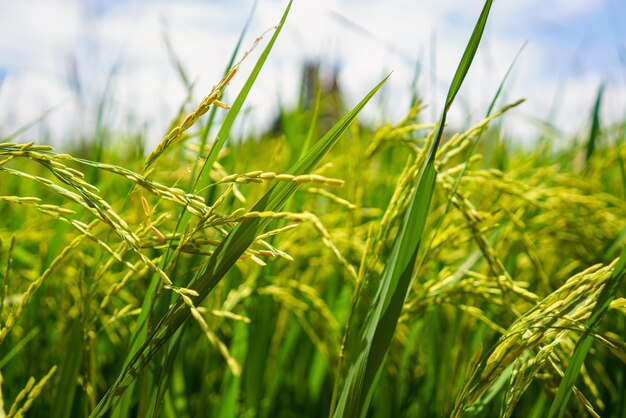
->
{"left": 1, "top": 1, "right": 625, "bottom": 417}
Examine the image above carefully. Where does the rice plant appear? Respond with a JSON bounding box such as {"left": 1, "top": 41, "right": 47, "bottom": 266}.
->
{"left": 0, "top": 1, "right": 624, "bottom": 417}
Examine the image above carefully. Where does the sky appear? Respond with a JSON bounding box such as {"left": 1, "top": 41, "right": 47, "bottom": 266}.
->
{"left": 0, "top": 0, "right": 625, "bottom": 148}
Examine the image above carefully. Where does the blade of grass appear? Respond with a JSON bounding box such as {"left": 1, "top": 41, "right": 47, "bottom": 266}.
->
{"left": 0, "top": 328, "right": 38, "bottom": 369}
{"left": 301, "top": 88, "right": 323, "bottom": 160}
{"left": 161, "top": 19, "right": 192, "bottom": 90}
{"left": 547, "top": 245, "right": 626, "bottom": 418}
{"left": 51, "top": 320, "right": 83, "bottom": 418}
{"left": 461, "top": 363, "right": 514, "bottom": 417}
{"left": 146, "top": 327, "right": 185, "bottom": 418}
{"left": 214, "top": 320, "right": 248, "bottom": 418}
{"left": 585, "top": 83, "right": 605, "bottom": 164}
{"left": 89, "top": 74, "right": 388, "bottom": 418}
{"left": 242, "top": 269, "right": 274, "bottom": 415}
{"left": 618, "top": 152, "right": 626, "bottom": 200}
{"left": 481, "top": 41, "right": 526, "bottom": 166}
{"left": 330, "top": 2, "right": 493, "bottom": 417}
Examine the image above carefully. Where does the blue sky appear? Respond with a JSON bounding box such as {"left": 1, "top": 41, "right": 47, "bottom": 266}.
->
{"left": 0, "top": 0, "right": 625, "bottom": 146}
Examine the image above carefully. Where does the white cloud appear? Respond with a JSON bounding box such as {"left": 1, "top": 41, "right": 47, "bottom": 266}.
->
{"left": 500, "top": 0, "right": 605, "bottom": 21}
{"left": 0, "top": 0, "right": 81, "bottom": 72}
{"left": 0, "top": 71, "right": 76, "bottom": 139}
{"left": 0, "top": 0, "right": 623, "bottom": 149}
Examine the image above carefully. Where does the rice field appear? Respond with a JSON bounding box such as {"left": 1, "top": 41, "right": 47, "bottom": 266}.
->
{"left": 1, "top": 1, "right": 625, "bottom": 417}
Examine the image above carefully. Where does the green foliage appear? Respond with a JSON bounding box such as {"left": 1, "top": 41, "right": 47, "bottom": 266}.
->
{"left": 0, "top": 2, "right": 625, "bottom": 418}
{"left": 330, "top": 2, "right": 493, "bottom": 417}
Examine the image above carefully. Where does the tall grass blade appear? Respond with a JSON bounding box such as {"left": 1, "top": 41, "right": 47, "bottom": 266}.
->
{"left": 585, "top": 84, "right": 604, "bottom": 163}
{"left": 161, "top": 20, "right": 192, "bottom": 90}
{"left": 51, "top": 321, "right": 83, "bottom": 418}
{"left": 89, "top": 74, "right": 388, "bottom": 418}
{"left": 0, "top": 328, "right": 38, "bottom": 369}
{"left": 330, "top": 1, "right": 493, "bottom": 417}
{"left": 423, "top": 42, "right": 526, "bottom": 266}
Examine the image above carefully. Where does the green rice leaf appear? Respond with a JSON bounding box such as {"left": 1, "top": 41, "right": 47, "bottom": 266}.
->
{"left": 585, "top": 84, "right": 604, "bottom": 163}
{"left": 330, "top": 1, "right": 493, "bottom": 417}
{"left": 51, "top": 321, "right": 83, "bottom": 418}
